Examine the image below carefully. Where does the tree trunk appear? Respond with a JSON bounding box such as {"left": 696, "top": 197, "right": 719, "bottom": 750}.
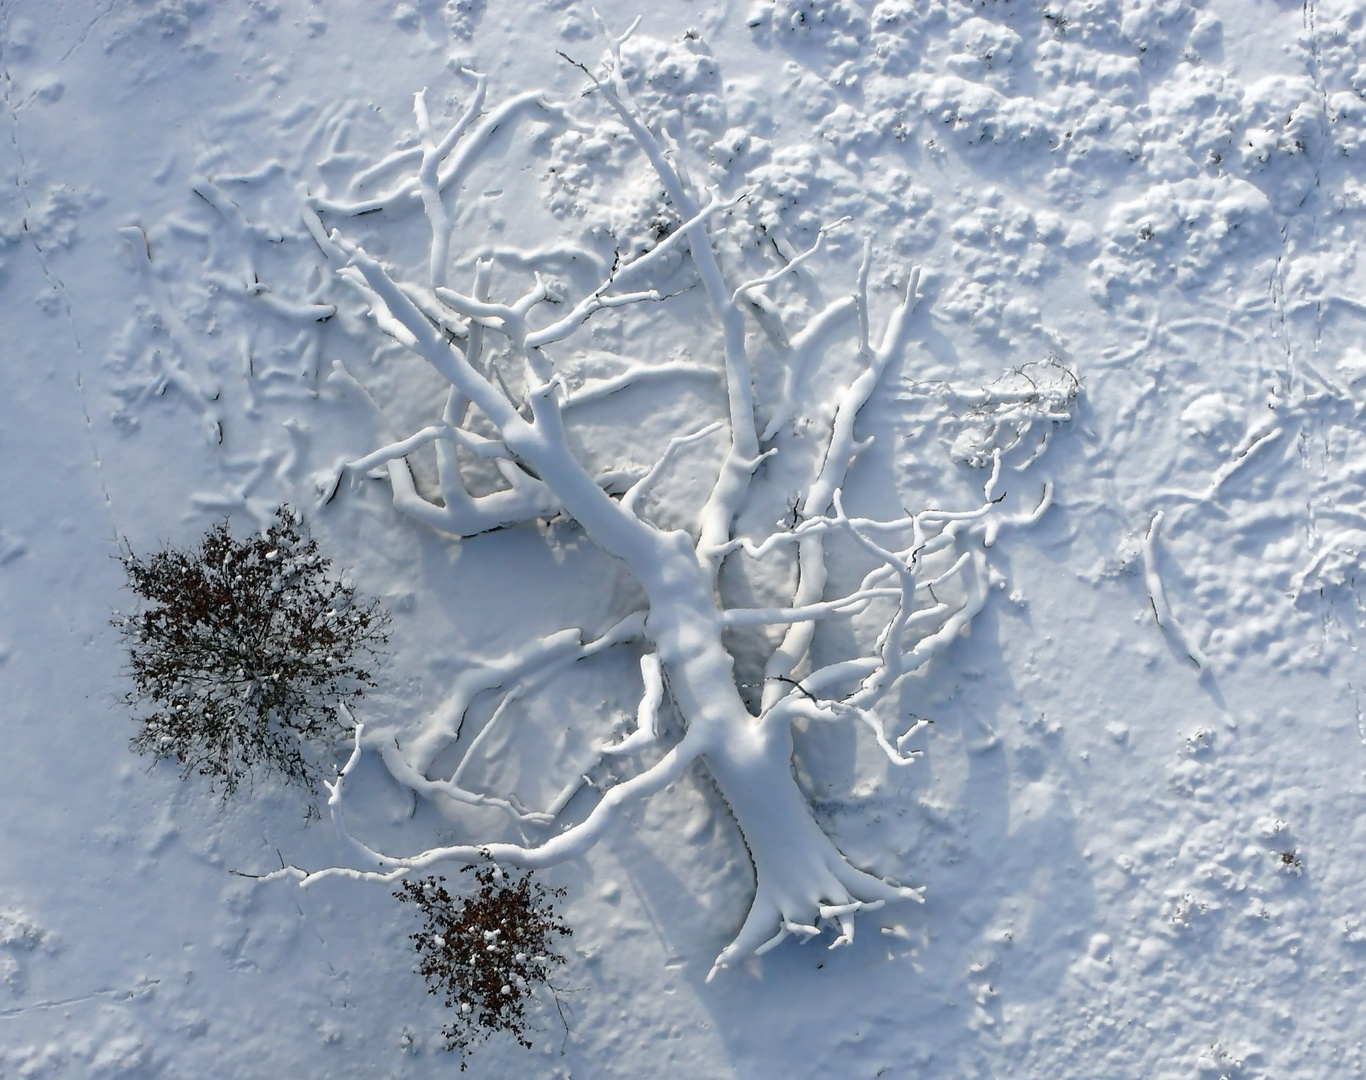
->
{"left": 634, "top": 531, "right": 918, "bottom": 975}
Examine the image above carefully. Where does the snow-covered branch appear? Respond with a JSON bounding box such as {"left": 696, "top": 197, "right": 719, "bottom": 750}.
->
{"left": 310, "top": 90, "right": 572, "bottom": 217}
{"left": 325, "top": 357, "right": 559, "bottom": 535}
{"left": 730, "top": 216, "right": 849, "bottom": 305}
{"left": 621, "top": 422, "right": 725, "bottom": 518}
{"left": 268, "top": 728, "right": 703, "bottom": 888}
{"left": 601, "top": 653, "right": 665, "bottom": 756}
{"left": 762, "top": 244, "right": 924, "bottom": 712}
{"left": 570, "top": 18, "right": 763, "bottom": 579}
{"left": 367, "top": 613, "right": 648, "bottom": 824}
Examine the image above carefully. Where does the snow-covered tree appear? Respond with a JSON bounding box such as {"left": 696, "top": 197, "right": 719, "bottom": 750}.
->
{"left": 131, "top": 19, "right": 1074, "bottom": 980}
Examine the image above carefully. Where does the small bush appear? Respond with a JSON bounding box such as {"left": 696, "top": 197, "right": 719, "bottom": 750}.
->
{"left": 396, "top": 866, "right": 572, "bottom": 1067}
{"left": 115, "top": 505, "right": 389, "bottom": 803}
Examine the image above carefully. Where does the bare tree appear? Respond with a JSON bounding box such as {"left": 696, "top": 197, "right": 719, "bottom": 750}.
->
{"left": 193, "top": 19, "right": 1073, "bottom": 979}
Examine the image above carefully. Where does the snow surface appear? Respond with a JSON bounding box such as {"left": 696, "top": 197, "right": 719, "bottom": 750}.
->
{"left": 4, "top": 0, "right": 1366, "bottom": 1077}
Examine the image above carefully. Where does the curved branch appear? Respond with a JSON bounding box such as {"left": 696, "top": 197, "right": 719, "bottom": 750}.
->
{"left": 560, "top": 360, "right": 719, "bottom": 409}
{"left": 761, "top": 296, "right": 858, "bottom": 441}
{"left": 344, "top": 423, "right": 510, "bottom": 477}
{"left": 524, "top": 287, "right": 663, "bottom": 350}
{"left": 730, "top": 216, "right": 849, "bottom": 305}
{"left": 415, "top": 71, "right": 488, "bottom": 288}
{"left": 273, "top": 731, "right": 703, "bottom": 887}
{"left": 576, "top": 21, "right": 760, "bottom": 578}
{"left": 327, "top": 359, "right": 559, "bottom": 536}
{"left": 602, "top": 652, "right": 664, "bottom": 755}
{"left": 1143, "top": 510, "right": 1209, "bottom": 670}
{"left": 364, "top": 613, "right": 649, "bottom": 826}
{"left": 621, "top": 421, "right": 724, "bottom": 517}
{"left": 721, "top": 587, "right": 902, "bottom": 627}
{"left": 310, "top": 91, "right": 571, "bottom": 217}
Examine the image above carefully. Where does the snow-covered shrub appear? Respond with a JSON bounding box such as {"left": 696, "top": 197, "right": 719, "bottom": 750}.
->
{"left": 115, "top": 505, "right": 389, "bottom": 803}
{"left": 944, "top": 359, "right": 1080, "bottom": 468}
{"left": 1088, "top": 175, "right": 1276, "bottom": 302}
{"left": 946, "top": 16, "right": 1024, "bottom": 91}
{"left": 395, "top": 866, "right": 571, "bottom": 1068}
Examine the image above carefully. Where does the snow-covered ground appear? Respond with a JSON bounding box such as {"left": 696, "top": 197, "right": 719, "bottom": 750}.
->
{"left": 4, "top": 1, "right": 1366, "bottom": 1077}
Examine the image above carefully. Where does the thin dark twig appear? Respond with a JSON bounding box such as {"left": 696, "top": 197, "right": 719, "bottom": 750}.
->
{"left": 771, "top": 674, "right": 818, "bottom": 703}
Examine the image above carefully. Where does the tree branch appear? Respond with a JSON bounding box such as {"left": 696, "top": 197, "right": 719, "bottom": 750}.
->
{"left": 762, "top": 251, "right": 924, "bottom": 711}
{"left": 326, "top": 358, "right": 558, "bottom": 536}
{"left": 415, "top": 71, "right": 488, "bottom": 288}
{"left": 264, "top": 730, "right": 702, "bottom": 887}
{"left": 601, "top": 652, "right": 664, "bottom": 755}
{"left": 620, "top": 421, "right": 725, "bottom": 518}
{"left": 730, "top": 216, "right": 849, "bottom": 306}
{"left": 372, "top": 614, "right": 648, "bottom": 823}
{"left": 560, "top": 360, "right": 718, "bottom": 409}
{"left": 575, "top": 20, "right": 761, "bottom": 579}
{"left": 309, "top": 91, "right": 571, "bottom": 217}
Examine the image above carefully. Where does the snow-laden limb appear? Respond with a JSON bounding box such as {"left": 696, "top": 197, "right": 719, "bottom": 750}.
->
{"left": 430, "top": 273, "right": 662, "bottom": 357}
{"left": 621, "top": 422, "right": 725, "bottom": 518}
{"left": 419, "top": 191, "right": 739, "bottom": 360}
{"left": 747, "top": 474, "right": 996, "bottom": 769}
{"left": 721, "top": 587, "right": 904, "bottom": 627}
{"left": 369, "top": 613, "right": 647, "bottom": 824}
{"left": 300, "top": 206, "right": 429, "bottom": 352}
{"left": 760, "top": 296, "right": 858, "bottom": 442}
{"left": 525, "top": 288, "right": 665, "bottom": 350}
{"left": 264, "top": 725, "right": 704, "bottom": 888}
{"left": 1143, "top": 511, "right": 1210, "bottom": 671}
{"left": 1206, "top": 419, "right": 1282, "bottom": 500}
{"left": 983, "top": 481, "right": 1053, "bottom": 547}
{"left": 559, "top": 360, "right": 718, "bottom": 409}
{"left": 308, "top": 90, "right": 573, "bottom": 217}
{"left": 1151, "top": 410, "right": 1286, "bottom": 510}
{"left": 325, "top": 358, "right": 560, "bottom": 536}
{"left": 246, "top": 286, "right": 336, "bottom": 325}
{"left": 569, "top": 17, "right": 763, "bottom": 580}
{"left": 601, "top": 653, "right": 664, "bottom": 756}
{"left": 413, "top": 71, "right": 488, "bottom": 289}
{"left": 343, "top": 423, "right": 510, "bottom": 476}
{"left": 762, "top": 244, "right": 924, "bottom": 713}
{"left": 730, "top": 216, "right": 850, "bottom": 305}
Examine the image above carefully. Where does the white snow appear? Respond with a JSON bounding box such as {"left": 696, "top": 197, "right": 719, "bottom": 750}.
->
{"left": 3, "top": 1, "right": 1366, "bottom": 1077}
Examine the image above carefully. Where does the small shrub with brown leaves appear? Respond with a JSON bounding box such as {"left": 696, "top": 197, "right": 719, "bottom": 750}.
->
{"left": 396, "top": 866, "right": 572, "bottom": 1068}
{"left": 115, "top": 506, "right": 389, "bottom": 804}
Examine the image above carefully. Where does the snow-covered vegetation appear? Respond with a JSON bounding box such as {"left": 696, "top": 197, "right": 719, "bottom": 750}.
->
{"left": 217, "top": 20, "right": 1074, "bottom": 983}
{"left": 4, "top": 1, "right": 1366, "bottom": 1077}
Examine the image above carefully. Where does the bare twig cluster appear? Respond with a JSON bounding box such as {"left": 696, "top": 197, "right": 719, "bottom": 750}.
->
{"left": 396, "top": 866, "right": 572, "bottom": 1068}
{"left": 115, "top": 505, "right": 389, "bottom": 803}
